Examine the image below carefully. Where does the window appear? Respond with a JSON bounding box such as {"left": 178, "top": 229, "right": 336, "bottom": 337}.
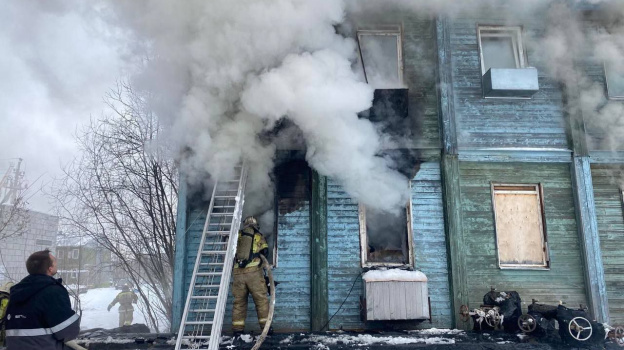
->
{"left": 70, "top": 270, "right": 77, "bottom": 279}
{"left": 478, "top": 26, "right": 527, "bottom": 75}
{"left": 57, "top": 249, "right": 64, "bottom": 260}
{"left": 605, "top": 62, "right": 624, "bottom": 100}
{"left": 357, "top": 26, "right": 403, "bottom": 88}
{"left": 72, "top": 249, "right": 79, "bottom": 260}
{"left": 491, "top": 184, "right": 549, "bottom": 269}
{"left": 359, "top": 203, "right": 413, "bottom": 267}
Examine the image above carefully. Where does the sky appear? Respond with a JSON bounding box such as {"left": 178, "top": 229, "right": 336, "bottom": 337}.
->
{"left": 0, "top": 1, "right": 129, "bottom": 214}
{"left": 2, "top": 0, "right": 623, "bottom": 216}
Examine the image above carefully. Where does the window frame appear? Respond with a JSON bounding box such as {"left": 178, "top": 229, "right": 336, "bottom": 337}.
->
{"left": 356, "top": 25, "right": 404, "bottom": 86}
{"left": 604, "top": 62, "right": 624, "bottom": 100}
{"left": 491, "top": 183, "right": 550, "bottom": 270}
{"left": 477, "top": 25, "right": 527, "bottom": 76}
{"left": 57, "top": 249, "right": 64, "bottom": 260}
{"left": 358, "top": 195, "right": 414, "bottom": 268}
{"left": 72, "top": 248, "right": 79, "bottom": 260}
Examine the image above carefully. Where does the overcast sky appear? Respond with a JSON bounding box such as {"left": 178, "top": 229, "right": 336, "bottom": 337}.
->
{"left": 0, "top": 1, "right": 129, "bottom": 213}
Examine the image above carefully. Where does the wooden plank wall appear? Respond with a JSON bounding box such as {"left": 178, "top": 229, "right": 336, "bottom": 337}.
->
{"left": 459, "top": 162, "right": 588, "bottom": 310}
{"left": 326, "top": 161, "right": 452, "bottom": 330}
{"left": 327, "top": 178, "right": 363, "bottom": 330}
{"left": 591, "top": 165, "right": 624, "bottom": 324}
{"left": 411, "top": 162, "right": 453, "bottom": 328}
{"left": 401, "top": 14, "right": 440, "bottom": 149}
{"left": 450, "top": 18, "right": 569, "bottom": 150}
{"left": 221, "top": 206, "right": 312, "bottom": 333}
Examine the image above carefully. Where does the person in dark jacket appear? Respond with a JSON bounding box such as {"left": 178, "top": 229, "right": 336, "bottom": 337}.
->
{"left": 4, "top": 249, "right": 80, "bottom": 350}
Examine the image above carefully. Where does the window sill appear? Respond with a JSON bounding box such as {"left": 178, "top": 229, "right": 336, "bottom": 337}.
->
{"left": 498, "top": 265, "right": 550, "bottom": 271}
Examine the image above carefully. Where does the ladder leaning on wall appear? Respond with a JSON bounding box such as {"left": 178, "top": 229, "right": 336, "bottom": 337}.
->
{"left": 175, "top": 164, "right": 248, "bottom": 350}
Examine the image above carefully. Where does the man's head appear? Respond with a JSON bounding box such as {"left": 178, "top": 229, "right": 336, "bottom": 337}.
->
{"left": 26, "top": 249, "right": 57, "bottom": 276}
{"left": 122, "top": 284, "right": 130, "bottom": 292}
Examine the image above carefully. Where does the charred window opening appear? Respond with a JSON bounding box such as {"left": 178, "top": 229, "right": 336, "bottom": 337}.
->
{"left": 272, "top": 159, "right": 311, "bottom": 266}
{"left": 491, "top": 184, "right": 549, "bottom": 269}
{"left": 359, "top": 203, "right": 413, "bottom": 267}
{"left": 275, "top": 160, "right": 310, "bottom": 215}
{"left": 478, "top": 26, "right": 526, "bottom": 75}
{"left": 357, "top": 26, "right": 403, "bottom": 88}
{"left": 605, "top": 62, "right": 624, "bottom": 100}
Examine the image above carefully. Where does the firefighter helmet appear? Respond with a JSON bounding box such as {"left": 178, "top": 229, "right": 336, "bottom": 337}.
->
{"left": 243, "top": 216, "right": 259, "bottom": 229}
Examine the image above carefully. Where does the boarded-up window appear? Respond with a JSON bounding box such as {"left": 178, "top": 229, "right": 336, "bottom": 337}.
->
{"left": 492, "top": 184, "right": 549, "bottom": 269}
{"left": 357, "top": 26, "right": 403, "bottom": 88}
{"left": 478, "top": 26, "right": 526, "bottom": 75}
{"left": 359, "top": 203, "right": 413, "bottom": 267}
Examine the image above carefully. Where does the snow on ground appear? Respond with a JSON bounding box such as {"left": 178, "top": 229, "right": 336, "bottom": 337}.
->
{"left": 304, "top": 334, "right": 455, "bottom": 346}
{"left": 77, "top": 287, "right": 147, "bottom": 330}
{"left": 408, "top": 328, "right": 465, "bottom": 336}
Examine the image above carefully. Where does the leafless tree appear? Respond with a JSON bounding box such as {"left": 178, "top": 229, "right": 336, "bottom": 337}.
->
{"left": 0, "top": 159, "right": 29, "bottom": 242}
{"left": 53, "top": 82, "right": 178, "bottom": 331}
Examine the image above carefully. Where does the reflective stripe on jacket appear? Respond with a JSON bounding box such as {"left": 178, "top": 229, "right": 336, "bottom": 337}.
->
{"left": 5, "top": 274, "right": 80, "bottom": 350}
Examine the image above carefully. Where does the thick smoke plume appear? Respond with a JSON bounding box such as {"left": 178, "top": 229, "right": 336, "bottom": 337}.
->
{"left": 102, "top": 0, "right": 624, "bottom": 218}
{"left": 107, "top": 0, "right": 412, "bottom": 217}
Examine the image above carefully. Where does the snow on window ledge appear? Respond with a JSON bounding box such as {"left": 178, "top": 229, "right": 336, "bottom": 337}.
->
{"left": 362, "top": 269, "right": 427, "bottom": 282}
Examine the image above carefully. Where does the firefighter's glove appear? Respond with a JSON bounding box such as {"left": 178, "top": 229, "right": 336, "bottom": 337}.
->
{"left": 107, "top": 305, "right": 112, "bottom": 312}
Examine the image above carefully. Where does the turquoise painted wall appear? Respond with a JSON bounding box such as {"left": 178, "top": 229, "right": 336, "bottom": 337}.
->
{"left": 326, "top": 161, "right": 452, "bottom": 330}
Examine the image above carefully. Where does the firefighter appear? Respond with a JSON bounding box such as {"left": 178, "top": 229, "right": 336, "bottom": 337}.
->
{"left": 107, "top": 284, "right": 138, "bottom": 327}
{"left": 232, "top": 216, "right": 270, "bottom": 336}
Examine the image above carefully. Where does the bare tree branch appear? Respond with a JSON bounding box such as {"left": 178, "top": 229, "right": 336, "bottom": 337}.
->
{"left": 53, "top": 82, "right": 178, "bottom": 331}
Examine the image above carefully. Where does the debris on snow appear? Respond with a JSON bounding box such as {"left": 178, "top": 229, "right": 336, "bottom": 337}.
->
{"left": 280, "top": 335, "right": 294, "bottom": 344}
{"left": 304, "top": 334, "right": 454, "bottom": 346}
{"left": 240, "top": 334, "right": 254, "bottom": 343}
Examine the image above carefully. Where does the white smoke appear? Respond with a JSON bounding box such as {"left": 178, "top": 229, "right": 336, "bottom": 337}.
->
{"left": 104, "top": 0, "right": 411, "bottom": 214}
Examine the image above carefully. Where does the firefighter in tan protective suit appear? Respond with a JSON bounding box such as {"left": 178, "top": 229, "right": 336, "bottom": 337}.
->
{"left": 232, "top": 216, "right": 269, "bottom": 336}
{"left": 108, "top": 284, "right": 138, "bottom": 327}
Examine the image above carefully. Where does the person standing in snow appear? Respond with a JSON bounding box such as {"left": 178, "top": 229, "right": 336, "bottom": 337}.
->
{"left": 231, "top": 216, "right": 270, "bottom": 336}
{"left": 107, "top": 284, "right": 138, "bottom": 327}
{"left": 4, "top": 250, "right": 81, "bottom": 350}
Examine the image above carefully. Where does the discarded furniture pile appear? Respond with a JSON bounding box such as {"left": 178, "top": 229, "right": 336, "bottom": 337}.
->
{"left": 459, "top": 288, "right": 624, "bottom": 347}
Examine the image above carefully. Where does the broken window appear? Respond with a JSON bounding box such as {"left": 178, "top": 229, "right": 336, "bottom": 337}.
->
{"left": 357, "top": 26, "right": 403, "bottom": 88}
{"left": 605, "top": 62, "right": 624, "bottom": 100}
{"left": 359, "top": 203, "right": 413, "bottom": 267}
{"left": 478, "top": 26, "right": 527, "bottom": 75}
{"left": 491, "top": 184, "right": 549, "bottom": 269}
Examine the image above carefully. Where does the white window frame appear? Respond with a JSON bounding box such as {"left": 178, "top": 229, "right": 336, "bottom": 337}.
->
{"left": 604, "top": 62, "right": 624, "bottom": 100}
{"left": 72, "top": 248, "right": 79, "bottom": 260}
{"left": 491, "top": 183, "right": 550, "bottom": 270}
{"left": 357, "top": 25, "right": 404, "bottom": 86}
{"left": 477, "top": 26, "right": 527, "bottom": 76}
{"left": 358, "top": 198, "right": 414, "bottom": 268}
{"left": 57, "top": 249, "right": 64, "bottom": 260}
{"left": 70, "top": 270, "right": 77, "bottom": 279}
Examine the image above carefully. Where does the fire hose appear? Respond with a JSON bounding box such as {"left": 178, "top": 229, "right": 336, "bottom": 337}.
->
{"left": 251, "top": 255, "right": 275, "bottom": 350}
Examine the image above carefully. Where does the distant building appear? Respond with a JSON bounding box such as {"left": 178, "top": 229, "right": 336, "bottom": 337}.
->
{"left": 0, "top": 207, "right": 58, "bottom": 285}
{"left": 56, "top": 238, "right": 115, "bottom": 288}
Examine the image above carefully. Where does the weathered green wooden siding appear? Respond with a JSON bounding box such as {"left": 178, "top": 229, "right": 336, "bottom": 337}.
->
{"left": 459, "top": 162, "right": 588, "bottom": 310}
{"left": 450, "top": 18, "right": 569, "bottom": 150}
{"left": 326, "top": 161, "right": 452, "bottom": 330}
{"left": 591, "top": 165, "right": 624, "bottom": 324}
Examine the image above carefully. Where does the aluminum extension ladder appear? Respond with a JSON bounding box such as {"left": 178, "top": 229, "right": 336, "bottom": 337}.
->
{"left": 175, "top": 164, "right": 248, "bottom": 350}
